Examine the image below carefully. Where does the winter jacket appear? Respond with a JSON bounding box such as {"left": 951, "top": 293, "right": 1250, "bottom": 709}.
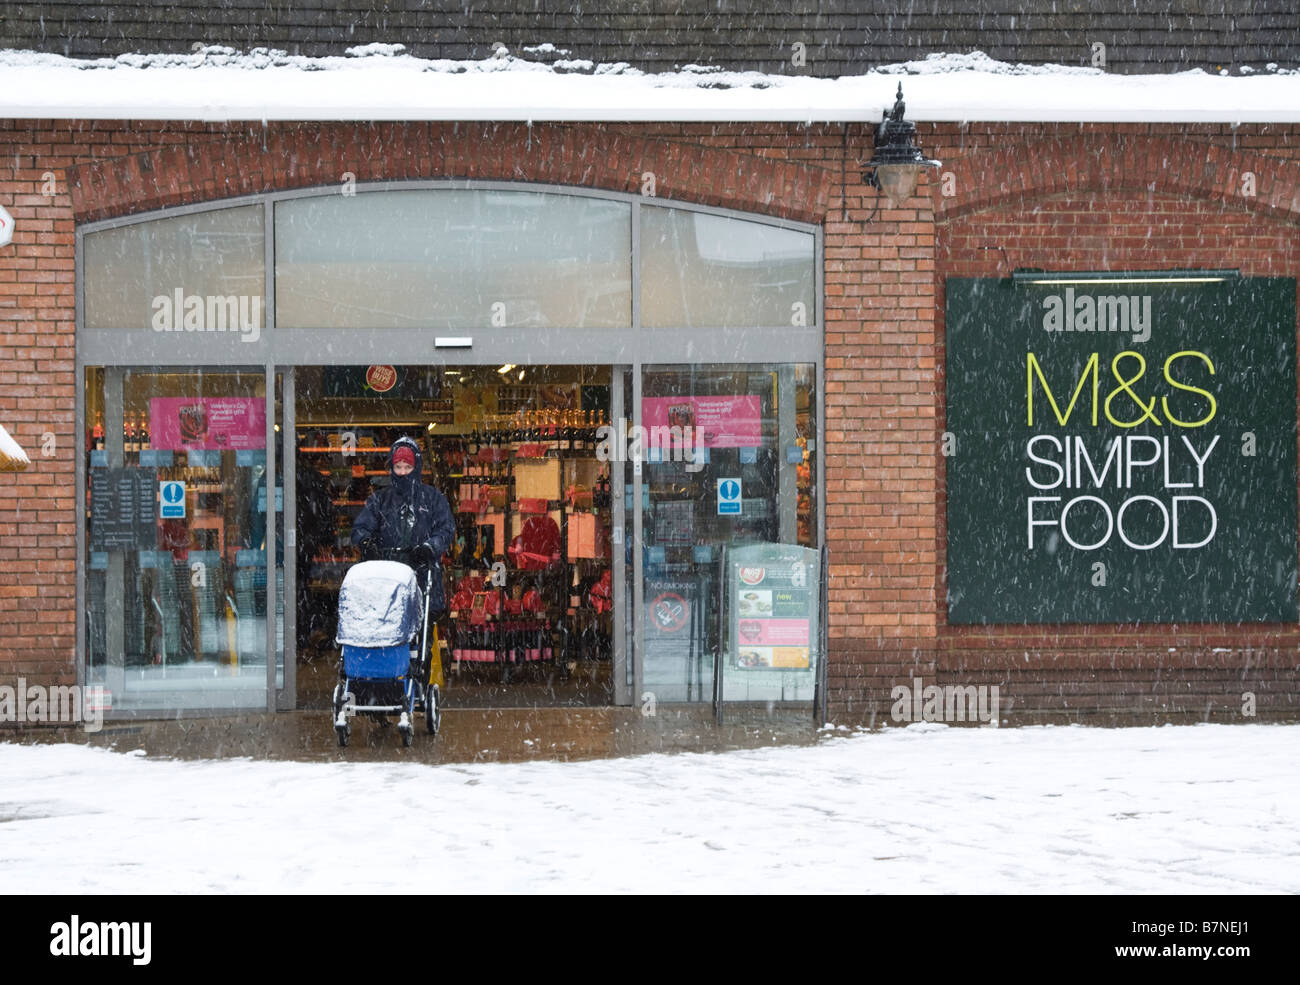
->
{"left": 350, "top": 436, "right": 455, "bottom": 613}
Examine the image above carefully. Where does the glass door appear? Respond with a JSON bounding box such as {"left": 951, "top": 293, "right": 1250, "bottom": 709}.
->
{"left": 84, "top": 365, "right": 281, "bottom": 713}
{"left": 635, "top": 363, "right": 818, "bottom": 704}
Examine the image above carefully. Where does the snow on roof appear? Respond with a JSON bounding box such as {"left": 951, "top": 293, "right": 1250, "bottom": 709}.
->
{"left": 0, "top": 422, "right": 31, "bottom": 472}
{"left": 0, "top": 46, "right": 1298, "bottom": 124}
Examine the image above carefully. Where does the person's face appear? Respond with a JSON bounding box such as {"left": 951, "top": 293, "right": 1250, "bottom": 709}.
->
{"left": 393, "top": 460, "right": 415, "bottom": 476}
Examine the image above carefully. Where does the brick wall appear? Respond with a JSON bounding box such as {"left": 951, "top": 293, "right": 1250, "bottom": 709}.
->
{"left": 2, "top": 118, "right": 1298, "bottom": 726}
{"left": 0, "top": 122, "right": 80, "bottom": 685}
{"left": 917, "top": 123, "right": 1300, "bottom": 725}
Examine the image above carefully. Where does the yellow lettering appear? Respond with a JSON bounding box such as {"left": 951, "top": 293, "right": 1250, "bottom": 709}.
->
{"left": 1027, "top": 352, "right": 1100, "bottom": 427}
{"left": 1162, "top": 350, "right": 1217, "bottom": 428}
{"left": 1104, "top": 352, "right": 1162, "bottom": 427}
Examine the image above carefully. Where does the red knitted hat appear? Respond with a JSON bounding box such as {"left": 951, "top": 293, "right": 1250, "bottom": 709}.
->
{"left": 392, "top": 445, "right": 416, "bottom": 468}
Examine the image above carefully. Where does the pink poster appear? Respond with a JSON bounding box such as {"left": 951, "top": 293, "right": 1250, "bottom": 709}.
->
{"left": 641, "top": 395, "right": 761, "bottom": 448}
{"left": 735, "top": 618, "right": 810, "bottom": 646}
{"left": 149, "top": 397, "right": 266, "bottom": 451}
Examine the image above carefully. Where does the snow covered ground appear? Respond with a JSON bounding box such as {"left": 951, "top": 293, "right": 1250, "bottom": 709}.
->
{"left": 1, "top": 723, "right": 1296, "bottom": 893}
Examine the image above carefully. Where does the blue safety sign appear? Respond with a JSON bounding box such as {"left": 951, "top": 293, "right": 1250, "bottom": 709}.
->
{"left": 717, "top": 477, "right": 742, "bottom": 515}
{"left": 159, "top": 480, "right": 186, "bottom": 519}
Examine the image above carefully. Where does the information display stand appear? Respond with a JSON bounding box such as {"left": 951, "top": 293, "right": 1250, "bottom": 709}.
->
{"left": 714, "top": 542, "right": 824, "bottom": 724}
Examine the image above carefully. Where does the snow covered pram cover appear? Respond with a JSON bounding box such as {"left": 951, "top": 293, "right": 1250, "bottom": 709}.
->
{"left": 336, "top": 560, "right": 422, "bottom": 678}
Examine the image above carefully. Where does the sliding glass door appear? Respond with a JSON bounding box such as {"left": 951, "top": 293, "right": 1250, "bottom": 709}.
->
{"left": 635, "top": 363, "right": 817, "bottom": 704}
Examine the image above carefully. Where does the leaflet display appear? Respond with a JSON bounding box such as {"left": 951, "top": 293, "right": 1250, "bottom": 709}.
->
{"left": 721, "top": 543, "right": 821, "bottom": 700}
{"left": 90, "top": 467, "right": 158, "bottom": 551}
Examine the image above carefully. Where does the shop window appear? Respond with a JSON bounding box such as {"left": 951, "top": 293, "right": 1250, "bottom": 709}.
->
{"left": 640, "top": 206, "right": 815, "bottom": 329}
{"left": 274, "top": 189, "right": 632, "bottom": 330}
{"left": 84, "top": 366, "right": 280, "bottom": 712}
{"left": 82, "top": 206, "right": 265, "bottom": 330}
{"left": 639, "top": 362, "right": 817, "bottom": 703}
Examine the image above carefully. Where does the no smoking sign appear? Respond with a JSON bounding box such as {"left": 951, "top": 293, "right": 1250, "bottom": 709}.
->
{"left": 651, "top": 592, "right": 688, "bottom": 632}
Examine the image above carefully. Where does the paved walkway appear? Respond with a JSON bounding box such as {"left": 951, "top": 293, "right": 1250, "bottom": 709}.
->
{"left": 10, "top": 705, "right": 823, "bottom": 764}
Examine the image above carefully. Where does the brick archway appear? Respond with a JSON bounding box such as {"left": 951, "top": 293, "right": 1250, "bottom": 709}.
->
{"left": 936, "top": 132, "right": 1300, "bottom": 225}
{"left": 65, "top": 122, "right": 835, "bottom": 225}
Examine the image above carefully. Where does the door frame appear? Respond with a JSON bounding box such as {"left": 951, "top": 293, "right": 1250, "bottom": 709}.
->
{"left": 77, "top": 179, "right": 824, "bottom": 714}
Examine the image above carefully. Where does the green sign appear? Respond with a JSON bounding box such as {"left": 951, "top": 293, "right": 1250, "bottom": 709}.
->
{"left": 945, "top": 277, "right": 1297, "bottom": 624}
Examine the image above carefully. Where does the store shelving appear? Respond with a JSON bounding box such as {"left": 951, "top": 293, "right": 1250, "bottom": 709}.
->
{"left": 297, "top": 399, "right": 614, "bottom": 681}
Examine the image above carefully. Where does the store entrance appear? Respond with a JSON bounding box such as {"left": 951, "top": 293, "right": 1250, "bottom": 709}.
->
{"left": 292, "top": 365, "right": 617, "bottom": 709}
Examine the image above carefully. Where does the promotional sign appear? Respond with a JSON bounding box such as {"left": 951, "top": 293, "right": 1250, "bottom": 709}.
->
{"left": 0, "top": 203, "right": 13, "bottom": 248}
{"left": 149, "top": 397, "right": 266, "bottom": 451}
{"left": 728, "top": 545, "right": 819, "bottom": 673}
{"left": 365, "top": 365, "right": 398, "bottom": 393}
{"left": 945, "top": 277, "right": 1298, "bottom": 623}
{"left": 641, "top": 395, "right": 761, "bottom": 448}
{"left": 322, "top": 365, "right": 444, "bottom": 399}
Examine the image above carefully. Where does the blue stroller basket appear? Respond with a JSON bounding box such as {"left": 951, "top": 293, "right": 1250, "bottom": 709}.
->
{"left": 342, "top": 644, "right": 411, "bottom": 679}
{"left": 333, "top": 560, "right": 440, "bottom": 747}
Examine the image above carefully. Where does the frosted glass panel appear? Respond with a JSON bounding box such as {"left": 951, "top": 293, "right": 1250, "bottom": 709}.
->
{"left": 641, "top": 206, "right": 814, "bottom": 329}
{"left": 275, "top": 190, "right": 631, "bottom": 329}
{"left": 83, "top": 206, "right": 265, "bottom": 330}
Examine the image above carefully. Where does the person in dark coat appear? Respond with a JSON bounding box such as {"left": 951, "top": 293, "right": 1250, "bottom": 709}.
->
{"left": 350, "top": 436, "right": 455, "bottom": 615}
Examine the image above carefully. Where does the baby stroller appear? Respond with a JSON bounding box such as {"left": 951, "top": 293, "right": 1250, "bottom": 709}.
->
{"left": 332, "top": 559, "right": 440, "bottom": 747}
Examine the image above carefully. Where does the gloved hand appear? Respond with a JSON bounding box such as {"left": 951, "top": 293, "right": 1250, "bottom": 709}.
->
{"left": 357, "top": 537, "right": 376, "bottom": 560}
{"left": 412, "top": 542, "right": 437, "bottom": 568}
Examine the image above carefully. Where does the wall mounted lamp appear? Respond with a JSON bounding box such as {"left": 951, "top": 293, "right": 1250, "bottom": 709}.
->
{"left": 862, "top": 83, "right": 941, "bottom": 214}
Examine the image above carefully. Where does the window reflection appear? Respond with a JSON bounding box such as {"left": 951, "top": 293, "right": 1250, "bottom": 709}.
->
{"left": 83, "top": 207, "right": 265, "bottom": 330}
{"left": 640, "top": 207, "right": 815, "bottom": 329}
{"left": 274, "top": 190, "right": 632, "bottom": 329}
{"left": 639, "top": 362, "right": 817, "bottom": 703}
{"left": 84, "top": 366, "right": 277, "bottom": 711}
